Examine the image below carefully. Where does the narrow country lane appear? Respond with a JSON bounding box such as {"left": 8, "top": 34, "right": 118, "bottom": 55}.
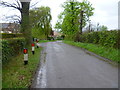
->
{"left": 31, "top": 41, "right": 118, "bottom": 88}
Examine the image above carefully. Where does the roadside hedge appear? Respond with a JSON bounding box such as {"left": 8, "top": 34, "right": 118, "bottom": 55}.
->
{"left": 2, "top": 38, "right": 25, "bottom": 64}
{"left": 81, "top": 30, "right": 118, "bottom": 49}
{"left": 2, "top": 33, "right": 23, "bottom": 39}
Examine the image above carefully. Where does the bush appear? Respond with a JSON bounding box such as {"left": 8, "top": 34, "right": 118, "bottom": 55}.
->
{"left": 2, "top": 33, "right": 23, "bottom": 39}
{"left": 47, "top": 37, "right": 54, "bottom": 40}
{"left": 99, "top": 31, "right": 118, "bottom": 48}
{"left": 2, "top": 38, "right": 25, "bottom": 64}
{"left": 81, "top": 30, "right": 118, "bottom": 48}
{"left": 56, "top": 36, "right": 64, "bottom": 40}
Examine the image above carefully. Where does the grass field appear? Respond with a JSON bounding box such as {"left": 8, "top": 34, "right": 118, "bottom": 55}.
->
{"left": 63, "top": 40, "right": 119, "bottom": 63}
{"left": 2, "top": 46, "right": 42, "bottom": 88}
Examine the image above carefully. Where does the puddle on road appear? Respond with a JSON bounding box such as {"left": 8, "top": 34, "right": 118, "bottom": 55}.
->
{"left": 35, "top": 50, "right": 47, "bottom": 88}
{"left": 36, "top": 64, "right": 47, "bottom": 88}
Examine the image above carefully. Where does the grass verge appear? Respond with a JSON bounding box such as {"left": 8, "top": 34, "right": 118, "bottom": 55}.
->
{"left": 39, "top": 40, "right": 56, "bottom": 43}
{"left": 2, "top": 46, "right": 42, "bottom": 88}
{"left": 63, "top": 40, "right": 119, "bottom": 63}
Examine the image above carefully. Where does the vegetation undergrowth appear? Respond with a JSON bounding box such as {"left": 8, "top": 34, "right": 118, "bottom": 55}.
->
{"left": 2, "top": 46, "right": 42, "bottom": 88}
{"left": 2, "top": 38, "right": 25, "bottom": 64}
{"left": 63, "top": 40, "right": 119, "bottom": 63}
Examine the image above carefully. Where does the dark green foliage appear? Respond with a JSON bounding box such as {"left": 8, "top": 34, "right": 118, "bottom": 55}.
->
{"left": 2, "top": 33, "right": 23, "bottom": 39}
{"left": 2, "top": 38, "right": 25, "bottom": 64}
{"left": 47, "top": 37, "right": 54, "bottom": 40}
{"left": 61, "top": 35, "right": 65, "bottom": 39}
{"left": 81, "top": 30, "right": 118, "bottom": 48}
{"left": 56, "top": 36, "right": 64, "bottom": 40}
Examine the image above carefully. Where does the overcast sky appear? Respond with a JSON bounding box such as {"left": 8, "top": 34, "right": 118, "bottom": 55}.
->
{"left": 0, "top": 0, "right": 119, "bottom": 30}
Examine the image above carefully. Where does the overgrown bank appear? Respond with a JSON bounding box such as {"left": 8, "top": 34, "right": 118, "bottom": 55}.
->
{"left": 2, "top": 37, "right": 25, "bottom": 64}
{"left": 2, "top": 47, "right": 42, "bottom": 88}
{"left": 79, "top": 30, "right": 118, "bottom": 49}
{"left": 63, "top": 41, "right": 119, "bottom": 63}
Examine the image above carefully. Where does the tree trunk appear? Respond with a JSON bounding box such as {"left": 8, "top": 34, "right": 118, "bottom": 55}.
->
{"left": 71, "top": 2, "right": 74, "bottom": 32}
{"left": 80, "top": 10, "right": 83, "bottom": 35}
{"left": 74, "top": 10, "right": 83, "bottom": 42}
{"left": 21, "top": 2, "right": 31, "bottom": 46}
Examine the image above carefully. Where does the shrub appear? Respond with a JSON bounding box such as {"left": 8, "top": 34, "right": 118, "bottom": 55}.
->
{"left": 56, "top": 36, "right": 64, "bottom": 40}
{"left": 81, "top": 30, "right": 118, "bottom": 49}
{"left": 47, "top": 37, "right": 54, "bottom": 40}
{"left": 2, "top": 33, "right": 23, "bottom": 39}
{"left": 2, "top": 37, "right": 25, "bottom": 64}
{"left": 99, "top": 31, "right": 118, "bottom": 48}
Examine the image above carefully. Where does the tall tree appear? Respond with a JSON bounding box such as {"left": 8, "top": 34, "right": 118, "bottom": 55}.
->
{"left": 55, "top": 0, "right": 94, "bottom": 41}
{"left": 0, "top": 0, "right": 39, "bottom": 45}
{"left": 99, "top": 25, "right": 108, "bottom": 31}
{"left": 0, "top": 0, "right": 39, "bottom": 24}
{"left": 29, "top": 6, "right": 52, "bottom": 40}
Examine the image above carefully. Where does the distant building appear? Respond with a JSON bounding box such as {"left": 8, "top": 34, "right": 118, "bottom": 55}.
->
{"left": 49, "top": 30, "right": 62, "bottom": 38}
{"left": 0, "top": 23, "right": 20, "bottom": 33}
{"left": 54, "top": 31, "right": 62, "bottom": 37}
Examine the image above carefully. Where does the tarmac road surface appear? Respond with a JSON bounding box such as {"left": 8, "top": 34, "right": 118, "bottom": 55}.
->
{"left": 31, "top": 41, "right": 118, "bottom": 88}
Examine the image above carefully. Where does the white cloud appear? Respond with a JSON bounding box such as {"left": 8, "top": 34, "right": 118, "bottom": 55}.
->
{"left": 35, "top": 0, "right": 66, "bottom": 29}
{"left": 89, "top": 0, "right": 119, "bottom": 29}
{"left": 0, "top": 0, "right": 119, "bottom": 30}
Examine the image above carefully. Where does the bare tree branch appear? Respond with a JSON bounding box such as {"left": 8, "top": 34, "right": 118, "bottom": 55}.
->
{"left": 5, "top": 18, "right": 21, "bottom": 24}
{"left": 15, "top": 0, "right": 21, "bottom": 9}
{"left": 30, "top": 1, "right": 39, "bottom": 9}
{"left": 0, "top": 0, "right": 22, "bottom": 12}
{"left": 0, "top": 0, "right": 43, "bottom": 24}
{"left": 6, "top": 15, "right": 21, "bottom": 20}
{"left": 5, "top": 15, "right": 21, "bottom": 24}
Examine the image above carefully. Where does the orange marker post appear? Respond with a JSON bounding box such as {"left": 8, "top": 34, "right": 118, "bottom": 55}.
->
{"left": 31, "top": 43, "right": 35, "bottom": 55}
{"left": 23, "top": 48, "right": 28, "bottom": 65}
{"left": 36, "top": 39, "right": 39, "bottom": 48}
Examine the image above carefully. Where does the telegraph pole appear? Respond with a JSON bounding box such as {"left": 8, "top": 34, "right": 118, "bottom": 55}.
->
{"left": 71, "top": 1, "right": 74, "bottom": 32}
{"left": 89, "top": 20, "right": 91, "bottom": 33}
{"left": 97, "top": 23, "right": 99, "bottom": 31}
{"left": 80, "top": 10, "right": 83, "bottom": 35}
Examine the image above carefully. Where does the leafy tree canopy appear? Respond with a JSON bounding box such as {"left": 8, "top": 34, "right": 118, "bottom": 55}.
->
{"left": 30, "top": 6, "right": 52, "bottom": 39}
{"left": 55, "top": 0, "right": 94, "bottom": 41}
{"left": 99, "top": 25, "right": 108, "bottom": 31}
